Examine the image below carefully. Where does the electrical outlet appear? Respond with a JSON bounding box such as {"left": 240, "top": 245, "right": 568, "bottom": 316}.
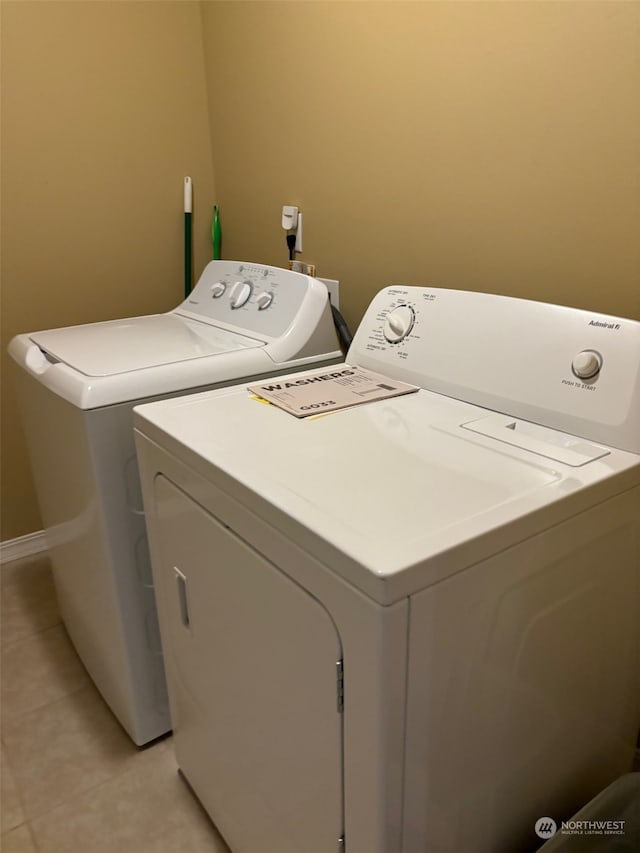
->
{"left": 319, "top": 278, "right": 339, "bottom": 309}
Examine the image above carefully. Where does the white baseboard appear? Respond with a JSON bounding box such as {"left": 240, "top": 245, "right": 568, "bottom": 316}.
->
{"left": 0, "top": 530, "right": 48, "bottom": 564}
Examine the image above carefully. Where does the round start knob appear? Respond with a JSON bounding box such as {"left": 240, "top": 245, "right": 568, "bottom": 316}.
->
{"left": 210, "top": 282, "right": 226, "bottom": 298}
{"left": 572, "top": 350, "right": 601, "bottom": 379}
{"left": 383, "top": 305, "right": 415, "bottom": 343}
{"left": 229, "top": 280, "right": 252, "bottom": 309}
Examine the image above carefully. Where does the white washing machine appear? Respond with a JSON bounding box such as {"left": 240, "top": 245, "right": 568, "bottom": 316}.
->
{"left": 8, "top": 260, "right": 341, "bottom": 746}
{"left": 133, "top": 287, "right": 640, "bottom": 853}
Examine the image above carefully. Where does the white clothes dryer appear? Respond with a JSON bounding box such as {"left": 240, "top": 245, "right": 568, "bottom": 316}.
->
{"left": 134, "top": 287, "right": 640, "bottom": 852}
{"left": 9, "top": 261, "right": 341, "bottom": 745}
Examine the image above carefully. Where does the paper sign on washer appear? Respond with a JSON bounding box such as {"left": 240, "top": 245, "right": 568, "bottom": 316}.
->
{"left": 247, "top": 365, "right": 419, "bottom": 418}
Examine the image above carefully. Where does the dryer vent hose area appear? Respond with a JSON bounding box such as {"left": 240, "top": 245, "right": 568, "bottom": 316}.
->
{"left": 331, "top": 303, "right": 353, "bottom": 351}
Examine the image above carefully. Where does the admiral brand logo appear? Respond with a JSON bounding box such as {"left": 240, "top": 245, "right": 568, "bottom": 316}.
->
{"left": 589, "top": 319, "right": 620, "bottom": 330}
{"left": 260, "top": 369, "right": 355, "bottom": 392}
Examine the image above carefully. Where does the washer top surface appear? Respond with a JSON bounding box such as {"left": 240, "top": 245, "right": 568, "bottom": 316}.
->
{"left": 30, "top": 315, "right": 262, "bottom": 377}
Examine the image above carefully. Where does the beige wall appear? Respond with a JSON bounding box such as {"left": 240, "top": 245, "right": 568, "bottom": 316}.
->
{"left": 2, "top": 0, "right": 640, "bottom": 541}
{"left": 203, "top": 0, "right": 640, "bottom": 327}
{"left": 1, "top": 1, "right": 215, "bottom": 539}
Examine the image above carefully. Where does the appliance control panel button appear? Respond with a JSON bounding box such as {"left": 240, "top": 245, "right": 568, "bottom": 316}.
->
{"left": 229, "top": 281, "right": 252, "bottom": 309}
{"left": 572, "top": 350, "right": 602, "bottom": 379}
{"left": 383, "top": 305, "right": 415, "bottom": 343}
{"left": 210, "top": 282, "right": 226, "bottom": 298}
{"left": 256, "top": 291, "right": 274, "bottom": 311}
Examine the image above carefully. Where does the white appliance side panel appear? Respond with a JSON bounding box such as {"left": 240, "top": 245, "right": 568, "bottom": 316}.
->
{"left": 152, "top": 475, "right": 343, "bottom": 853}
{"left": 85, "top": 402, "right": 171, "bottom": 741}
{"left": 11, "top": 370, "right": 144, "bottom": 737}
{"left": 403, "top": 487, "right": 640, "bottom": 853}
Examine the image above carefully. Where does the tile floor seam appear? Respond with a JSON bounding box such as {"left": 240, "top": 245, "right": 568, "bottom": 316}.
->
{"left": 1, "top": 752, "right": 29, "bottom": 836}
{"left": 10, "top": 758, "right": 154, "bottom": 828}
{"left": 1, "top": 619, "right": 65, "bottom": 654}
{"left": 2, "top": 737, "right": 29, "bottom": 803}
{"left": 1, "top": 680, "right": 96, "bottom": 734}
{"left": 1, "top": 621, "right": 91, "bottom": 723}
{"left": 24, "top": 744, "right": 172, "bottom": 834}
{"left": 25, "top": 821, "right": 40, "bottom": 853}
{"left": 15, "top": 763, "right": 143, "bottom": 828}
{"left": 0, "top": 820, "right": 40, "bottom": 853}
{"left": 4, "top": 706, "right": 168, "bottom": 824}
{"left": 2, "top": 679, "right": 116, "bottom": 731}
{"left": 1, "top": 621, "right": 64, "bottom": 654}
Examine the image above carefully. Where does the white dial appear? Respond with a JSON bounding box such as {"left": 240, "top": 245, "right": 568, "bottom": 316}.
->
{"left": 210, "top": 282, "right": 226, "bottom": 298}
{"left": 229, "top": 280, "right": 252, "bottom": 309}
{"left": 256, "top": 291, "right": 274, "bottom": 311}
{"left": 572, "top": 350, "right": 602, "bottom": 379}
{"left": 383, "top": 305, "right": 415, "bottom": 343}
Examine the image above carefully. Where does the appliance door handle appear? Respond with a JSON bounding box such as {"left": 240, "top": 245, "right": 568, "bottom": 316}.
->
{"left": 173, "top": 567, "right": 190, "bottom": 628}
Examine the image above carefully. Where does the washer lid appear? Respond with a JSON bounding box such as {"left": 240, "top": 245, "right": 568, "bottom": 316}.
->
{"left": 30, "top": 314, "right": 263, "bottom": 377}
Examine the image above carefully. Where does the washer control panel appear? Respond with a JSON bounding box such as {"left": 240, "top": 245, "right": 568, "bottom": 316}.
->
{"left": 347, "top": 286, "right": 640, "bottom": 453}
{"left": 175, "top": 261, "right": 328, "bottom": 340}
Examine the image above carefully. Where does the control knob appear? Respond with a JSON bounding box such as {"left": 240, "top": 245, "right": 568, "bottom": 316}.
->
{"left": 210, "top": 282, "right": 226, "bottom": 298}
{"left": 383, "top": 305, "right": 415, "bottom": 343}
{"left": 572, "top": 350, "right": 602, "bottom": 379}
{"left": 229, "top": 280, "right": 252, "bottom": 309}
{"left": 256, "top": 291, "right": 274, "bottom": 310}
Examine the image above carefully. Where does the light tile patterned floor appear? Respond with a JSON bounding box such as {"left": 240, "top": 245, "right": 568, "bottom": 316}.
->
{"left": 1, "top": 554, "right": 230, "bottom": 853}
